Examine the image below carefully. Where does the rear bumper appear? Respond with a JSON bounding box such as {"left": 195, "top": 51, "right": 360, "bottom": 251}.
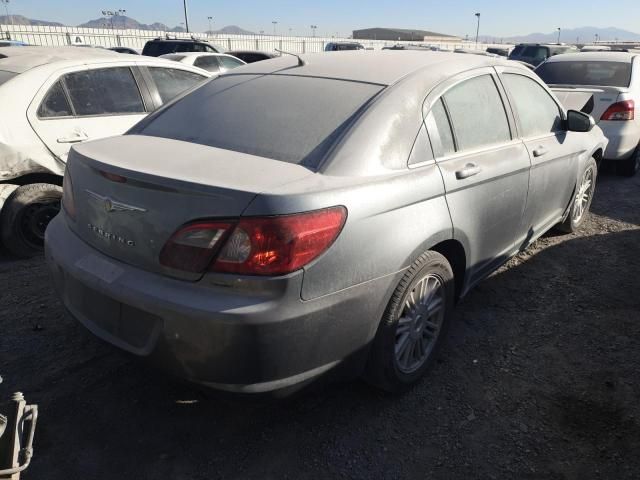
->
{"left": 45, "top": 216, "right": 397, "bottom": 394}
{"left": 599, "top": 121, "right": 640, "bottom": 160}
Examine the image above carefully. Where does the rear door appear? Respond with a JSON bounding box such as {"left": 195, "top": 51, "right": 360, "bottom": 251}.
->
{"left": 498, "top": 67, "right": 582, "bottom": 237}
{"left": 27, "top": 64, "right": 149, "bottom": 163}
{"left": 425, "top": 69, "right": 531, "bottom": 286}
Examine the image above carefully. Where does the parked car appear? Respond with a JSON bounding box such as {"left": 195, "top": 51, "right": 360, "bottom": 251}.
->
{"left": 227, "top": 50, "right": 278, "bottom": 63}
{"left": 0, "top": 46, "right": 211, "bottom": 257}
{"left": 509, "top": 43, "right": 577, "bottom": 66}
{"left": 325, "top": 41, "right": 365, "bottom": 51}
{"left": 142, "top": 37, "right": 225, "bottom": 56}
{"left": 160, "top": 52, "right": 245, "bottom": 73}
{"left": 109, "top": 46, "right": 140, "bottom": 55}
{"left": 486, "top": 47, "right": 510, "bottom": 57}
{"left": 46, "top": 51, "right": 606, "bottom": 395}
{"left": 581, "top": 45, "right": 612, "bottom": 52}
{"left": 536, "top": 52, "right": 640, "bottom": 176}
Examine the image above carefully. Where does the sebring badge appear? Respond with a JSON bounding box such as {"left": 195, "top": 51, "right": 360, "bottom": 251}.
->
{"left": 85, "top": 190, "right": 147, "bottom": 213}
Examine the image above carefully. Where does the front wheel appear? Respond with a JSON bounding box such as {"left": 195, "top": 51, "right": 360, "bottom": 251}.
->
{"left": 556, "top": 158, "right": 597, "bottom": 234}
{"left": 365, "top": 251, "right": 454, "bottom": 393}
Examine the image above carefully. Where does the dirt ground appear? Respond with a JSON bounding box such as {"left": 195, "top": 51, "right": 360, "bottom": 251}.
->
{"left": 1, "top": 169, "right": 639, "bottom": 480}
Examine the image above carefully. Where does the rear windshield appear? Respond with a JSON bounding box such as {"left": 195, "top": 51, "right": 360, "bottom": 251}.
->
{"left": 536, "top": 61, "right": 632, "bottom": 87}
{"left": 0, "top": 70, "right": 17, "bottom": 86}
{"left": 136, "top": 74, "right": 383, "bottom": 168}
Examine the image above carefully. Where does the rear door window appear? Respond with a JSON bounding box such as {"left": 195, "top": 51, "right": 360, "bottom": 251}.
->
{"left": 502, "top": 74, "right": 562, "bottom": 137}
{"left": 63, "top": 67, "right": 145, "bottom": 116}
{"left": 443, "top": 75, "right": 511, "bottom": 151}
{"left": 37, "top": 81, "right": 73, "bottom": 118}
{"left": 147, "top": 67, "right": 207, "bottom": 104}
{"left": 193, "top": 55, "right": 221, "bottom": 72}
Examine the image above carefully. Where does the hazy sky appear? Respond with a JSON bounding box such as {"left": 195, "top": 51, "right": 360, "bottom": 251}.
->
{"left": 6, "top": 0, "right": 640, "bottom": 37}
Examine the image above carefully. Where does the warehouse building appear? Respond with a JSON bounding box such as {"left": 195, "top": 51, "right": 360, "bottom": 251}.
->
{"left": 353, "top": 27, "right": 461, "bottom": 43}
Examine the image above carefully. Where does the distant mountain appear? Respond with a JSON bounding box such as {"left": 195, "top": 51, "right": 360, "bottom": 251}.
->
{"left": 0, "top": 14, "right": 63, "bottom": 26}
{"left": 483, "top": 26, "right": 640, "bottom": 44}
{"left": 207, "top": 25, "right": 255, "bottom": 35}
{"left": 78, "top": 16, "right": 171, "bottom": 31}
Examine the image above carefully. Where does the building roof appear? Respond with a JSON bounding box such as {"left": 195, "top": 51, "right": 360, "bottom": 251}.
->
{"left": 228, "top": 50, "right": 512, "bottom": 86}
{"left": 353, "top": 27, "right": 458, "bottom": 39}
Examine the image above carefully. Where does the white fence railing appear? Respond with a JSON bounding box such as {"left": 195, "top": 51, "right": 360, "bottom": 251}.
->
{"left": 0, "top": 24, "right": 507, "bottom": 53}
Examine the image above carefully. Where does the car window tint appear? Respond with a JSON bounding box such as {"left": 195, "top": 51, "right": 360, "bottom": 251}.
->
{"left": 443, "top": 75, "right": 511, "bottom": 151}
{"left": 535, "top": 61, "right": 632, "bottom": 87}
{"left": 148, "top": 67, "right": 207, "bottom": 104}
{"left": 503, "top": 74, "right": 562, "bottom": 137}
{"left": 38, "top": 81, "right": 73, "bottom": 118}
{"left": 429, "top": 99, "right": 455, "bottom": 156}
{"left": 193, "top": 56, "right": 220, "bottom": 72}
{"left": 63, "top": 67, "right": 144, "bottom": 116}
{"left": 218, "top": 56, "right": 244, "bottom": 69}
{"left": 137, "top": 74, "right": 383, "bottom": 168}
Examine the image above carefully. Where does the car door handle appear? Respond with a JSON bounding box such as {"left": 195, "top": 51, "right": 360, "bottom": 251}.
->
{"left": 532, "top": 146, "right": 548, "bottom": 157}
{"left": 455, "top": 163, "right": 482, "bottom": 180}
{"left": 57, "top": 133, "right": 88, "bottom": 144}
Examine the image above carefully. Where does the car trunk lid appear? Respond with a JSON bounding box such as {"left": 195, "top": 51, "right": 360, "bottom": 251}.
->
{"left": 66, "top": 135, "right": 314, "bottom": 280}
{"left": 550, "top": 85, "right": 629, "bottom": 122}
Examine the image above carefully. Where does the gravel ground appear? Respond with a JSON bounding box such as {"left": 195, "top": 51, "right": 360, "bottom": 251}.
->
{"left": 1, "top": 169, "right": 639, "bottom": 480}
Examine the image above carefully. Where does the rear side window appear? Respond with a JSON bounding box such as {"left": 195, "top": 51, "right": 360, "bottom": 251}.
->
{"left": 443, "top": 75, "right": 511, "bottom": 151}
{"left": 193, "top": 56, "right": 220, "bottom": 72}
{"left": 136, "top": 74, "right": 383, "bottom": 167}
{"left": 148, "top": 67, "right": 206, "bottom": 104}
{"left": 502, "top": 74, "right": 562, "bottom": 137}
{"left": 428, "top": 99, "right": 455, "bottom": 156}
{"left": 218, "top": 56, "right": 244, "bottom": 69}
{"left": 38, "top": 81, "right": 72, "bottom": 118}
{"left": 64, "top": 67, "right": 145, "bottom": 116}
{"left": 536, "top": 61, "right": 632, "bottom": 87}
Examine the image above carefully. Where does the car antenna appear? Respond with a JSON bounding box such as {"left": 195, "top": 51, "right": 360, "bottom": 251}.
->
{"left": 275, "top": 48, "right": 305, "bottom": 66}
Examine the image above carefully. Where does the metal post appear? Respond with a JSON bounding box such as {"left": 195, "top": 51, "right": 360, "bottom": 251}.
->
{"left": 207, "top": 16, "right": 212, "bottom": 34}
{"left": 183, "top": 0, "right": 190, "bottom": 33}
{"left": 557, "top": 27, "right": 561, "bottom": 44}
{"left": 475, "top": 13, "right": 481, "bottom": 46}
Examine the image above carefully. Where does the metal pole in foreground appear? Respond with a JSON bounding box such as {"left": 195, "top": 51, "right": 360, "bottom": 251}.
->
{"left": 475, "top": 12, "right": 481, "bottom": 46}
{"left": 182, "top": 0, "right": 190, "bottom": 33}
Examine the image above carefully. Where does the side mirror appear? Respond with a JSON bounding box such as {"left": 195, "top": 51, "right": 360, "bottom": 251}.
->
{"left": 566, "top": 110, "right": 595, "bottom": 132}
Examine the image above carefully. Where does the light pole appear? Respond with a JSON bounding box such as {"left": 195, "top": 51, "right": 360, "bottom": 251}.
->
{"left": 474, "top": 12, "right": 481, "bottom": 46}
{"left": 207, "top": 16, "right": 212, "bottom": 33}
{"left": 102, "top": 10, "right": 126, "bottom": 30}
{"left": 311, "top": 25, "right": 317, "bottom": 37}
{"left": 1, "top": 0, "right": 12, "bottom": 26}
{"left": 557, "top": 27, "right": 561, "bottom": 44}
{"left": 182, "top": 0, "right": 189, "bottom": 33}
{"left": 272, "top": 20, "right": 278, "bottom": 35}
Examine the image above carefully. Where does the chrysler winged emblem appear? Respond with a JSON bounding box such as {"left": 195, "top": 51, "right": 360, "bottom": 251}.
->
{"left": 85, "top": 190, "right": 147, "bottom": 213}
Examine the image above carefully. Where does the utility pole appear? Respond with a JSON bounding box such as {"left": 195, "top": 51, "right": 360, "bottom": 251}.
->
{"left": 311, "top": 24, "right": 317, "bottom": 37}
{"left": 183, "top": 0, "right": 190, "bottom": 33}
{"left": 207, "top": 16, "right": 212, "bottom": 33}
{"left": 1, "top": 0, "right": 12, "bottom": 26}
{"left": 557, "top": 27, "right": 561, "bottom": 44}
{"left": 272, "top": 20, "right": 277, "bottom": 35}
{"left": 475, "top": 12, "right": 481, "bottom": 46}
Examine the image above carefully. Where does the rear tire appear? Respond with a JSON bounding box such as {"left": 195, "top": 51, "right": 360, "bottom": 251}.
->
{"left": 365, "top": 251, "right": 454, "bottom": 393}
{"left": 619, "top": 146, "right": 640, "bottom": 177}
{"left": 556, "top": 158, "right": 597, "bottom": 234}
{"left": 0, "top": 183, "right": 62, "bottom": 258}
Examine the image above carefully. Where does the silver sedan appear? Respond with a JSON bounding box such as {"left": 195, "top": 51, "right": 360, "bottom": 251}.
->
{"left": 45, "top": 51, "right": 608, "bottom": 395}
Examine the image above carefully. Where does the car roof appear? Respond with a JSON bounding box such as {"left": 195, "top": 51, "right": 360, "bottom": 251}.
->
{"left": 148, "top": 38, "right": 210, "bottom": 43}
{"left": 0, "top": 45, "right": 122, "bottom": 73}
{"left": 162, "top": 52, "right": 231, "bottom": 58}
{"left": 229, "top": 50, "right": 513, "bottom": 86}
{"left": 545, "top": 51, "right": 637, "bottom": 63}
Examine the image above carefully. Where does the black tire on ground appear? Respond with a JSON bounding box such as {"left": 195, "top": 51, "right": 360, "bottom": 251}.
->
{"left": 0, "top": 183, "right": 62, "bottom": 258}
{"left": 556, "top": 157, "right": 598, "bottom": 234}
{"left": 619, "top": 146, "right": 640, "bottom": 177}
{"left": 365, "top": 251, "right": 455, "bottom": 393}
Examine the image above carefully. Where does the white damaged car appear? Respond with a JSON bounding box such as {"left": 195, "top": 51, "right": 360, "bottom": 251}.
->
{"left": 0, "top": 46, "right": 210, "bottom": 257}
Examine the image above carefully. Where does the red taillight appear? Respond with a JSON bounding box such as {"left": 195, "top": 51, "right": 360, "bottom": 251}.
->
{"left": 62, "top": 169, "right": 76, "bottom": 220}
{"left": 211, "top": 207, "right": 347, "bottom": 276}
{"left": 159, "top": 221, "right": 233, "bottom": 273}
{"left": 601, "top": 100, "right": 635, "bottom": 121}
